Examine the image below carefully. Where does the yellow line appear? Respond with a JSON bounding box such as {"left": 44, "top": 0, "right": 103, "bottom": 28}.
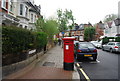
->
{"left": 76, "top": 63, "right": 80, "bottom": 67}
{"left": 76, "top": 63, "right": 91, "bottom": 81}
{"left": 80, "top": 68, "right": 91, "bottom": 81}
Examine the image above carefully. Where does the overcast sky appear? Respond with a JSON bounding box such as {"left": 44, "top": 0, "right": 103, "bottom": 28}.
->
{"left": 34, "top": 0, "right": 120, "bottom": 24}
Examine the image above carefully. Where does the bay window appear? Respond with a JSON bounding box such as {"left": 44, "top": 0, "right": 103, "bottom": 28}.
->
{"left": 2, "top": 0, "right": 7, "bottom": 9}
{"left": 20, "top": 4, "right": 23, "bottom": 15}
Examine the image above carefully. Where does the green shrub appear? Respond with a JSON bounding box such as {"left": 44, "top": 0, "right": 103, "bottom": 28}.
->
{"left": 35, "top": 32, "right": 48, "bottom": 50}
{"left": 102, "top": 37, "right": 120, "bottom": 44}
{"left": 102, "top": 37, "right": 109, "bottom": 44}
{"left": 2, "top": 26, "right": 35, "bottom": 54}
{"left": 115, "top": 37, "right": 120, "bottom": 42}
{"left": 2, "top": 26, "right": 48, "bottom": 65}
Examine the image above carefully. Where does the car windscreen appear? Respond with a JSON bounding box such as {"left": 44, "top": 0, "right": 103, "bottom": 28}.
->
{"left": 116, "top": 43, "right": 120, "bottom": 46}
{"left": 79, "top": 43, "right": 95, "bottom": 48}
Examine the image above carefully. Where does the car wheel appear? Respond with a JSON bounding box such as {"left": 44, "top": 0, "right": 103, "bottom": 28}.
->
{"left": 93, "top": 55, "right": 97, "bottom": 61}
{"left": 110, "top": 48, "right": 113, "bottom": 53}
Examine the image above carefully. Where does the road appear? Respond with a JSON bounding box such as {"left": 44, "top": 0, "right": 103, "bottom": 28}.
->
{"left": 75, "top": 49, "right": 119, "bottom": 81}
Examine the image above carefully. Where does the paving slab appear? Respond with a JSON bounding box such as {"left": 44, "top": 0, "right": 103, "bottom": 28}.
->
{"left": 18, "top": 66, "right": 73, "bottom": 79}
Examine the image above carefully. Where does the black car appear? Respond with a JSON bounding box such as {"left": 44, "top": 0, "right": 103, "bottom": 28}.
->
{"left": 75, "top": 42, "right": 98, "bottom": 61}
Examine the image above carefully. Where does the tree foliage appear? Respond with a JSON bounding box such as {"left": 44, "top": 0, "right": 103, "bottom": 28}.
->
{"left": 57, "top": 9, "right": 75, "bottom": 32}
{"left": 44, "top": 19, "right": 59, "bottom": 41}
{"left": 84, "top": 27, "right": 96, "bottom": 41}
{"left": 35, "top": 18, "right": 59, "bottom": 42}
{"left": 35, "top": 18, "right": 45, "bottom": 32}
{"left": 104, "top": 14, "right": 117, "bottom": 23}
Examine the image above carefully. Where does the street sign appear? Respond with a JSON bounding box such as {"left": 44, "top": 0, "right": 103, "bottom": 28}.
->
{"left": 61, "top": 32, "right": 65, "bottom": 35}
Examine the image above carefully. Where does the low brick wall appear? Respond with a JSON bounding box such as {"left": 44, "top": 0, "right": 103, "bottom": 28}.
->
{"left": 2, "top": 51, "right": 44, "bottom": 78}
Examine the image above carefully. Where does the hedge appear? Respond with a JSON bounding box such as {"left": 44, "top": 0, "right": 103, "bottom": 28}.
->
{"left": 35, "top": 32, "right": 47, "bottom": 51}
{"left": 115, "top": 37, "right": 120, "bottom": 42}
{"left": 102, "top": 37, "right": 120, "bottom": 44}
{"left": 3, "top": 26, "right": 33, "bottom": 54}
{"left": 2, "top": 26, "right": 47, "bottom": 65}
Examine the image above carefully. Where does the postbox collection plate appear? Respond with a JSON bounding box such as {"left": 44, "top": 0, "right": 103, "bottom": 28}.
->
{"left": 66, "top": 45, "right": 69, "bottom": 50}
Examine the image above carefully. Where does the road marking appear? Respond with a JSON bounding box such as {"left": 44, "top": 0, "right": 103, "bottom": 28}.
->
{"left": 89, "top": 60, "right": 100, "bottom": 63}
{"left": 76, "top": 63, "right": 91, "bottom": 81}
{"left": 96, "top": 60, "right": 100, "bottom": 63}
{"left": 76, "top": 63, "right": 80, "bottom": 67}
{"left": 76, "top": 60, "right": 100, "bottom": 64}
{"left": 80, "top": 68, "right": 91, "bottom": 81}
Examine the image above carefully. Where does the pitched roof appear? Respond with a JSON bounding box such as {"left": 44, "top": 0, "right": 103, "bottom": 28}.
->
{"left": 107, "top": 21, "right": 113, "bottom": 28}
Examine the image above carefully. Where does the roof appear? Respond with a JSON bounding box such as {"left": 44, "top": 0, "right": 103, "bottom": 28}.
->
{"left": 27, "top": 1, "right": 41, "bottom": 15}
{"left": 98, "top": 23, "right": 105, "bottom": 29}
{"left": 107, "top": 22, "right": 113, "bottom": 28}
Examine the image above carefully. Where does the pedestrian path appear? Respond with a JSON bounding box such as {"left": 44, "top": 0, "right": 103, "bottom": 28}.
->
{"left": 17, "top": 45, "right": 79, "bottom": 79}
{"left": 36, "top": 45, "right": 64, "bottom": 68}
{"left": 18, "top": 66, "right": 73, "bottom": 79}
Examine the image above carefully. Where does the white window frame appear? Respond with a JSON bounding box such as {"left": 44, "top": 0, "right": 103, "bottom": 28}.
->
{"left": 20, "top": 4, "right": 23, "bottom": 15}
{"left": 9, "top": 0, "right": 13, "bottom": 12}
{"left": 1, "top": 0, "right": 7, "bottom": 9}
{"left": 31, "top": 14, "right": 33, "bottom": 22}
{"left": 80, "top": 31, "right": 83, "bottom": 35}
{"left": 25, "top": 6, "right": 28, "bottom": 17}
{"left": 34, "top": 15, "right": 36, "bottom": 22}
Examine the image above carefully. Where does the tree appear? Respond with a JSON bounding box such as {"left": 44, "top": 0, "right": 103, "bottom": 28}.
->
{"left": 35, "top": 18, "right": 59, "bottom": 43}
{"left": 57, "top": 9, "right": 75, "bottom": 32}
{"left": 84, "top": 27, "right": 96, "bottom": 41}
{"left": 44, "top": 19, "right": 59, "bottom": 42}
{"left": 35, "top": 18, "right": 45, "bottom": 32}
{"left": 104, "top": 14, "right": 117, "bottom": 23}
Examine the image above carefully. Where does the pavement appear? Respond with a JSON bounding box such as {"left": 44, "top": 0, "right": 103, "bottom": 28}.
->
{"left": 6, "top": 45, "right": 80, "bottom": 80}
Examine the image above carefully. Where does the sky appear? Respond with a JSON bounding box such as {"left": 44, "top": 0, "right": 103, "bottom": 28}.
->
{"left": 34, "top": 0, "right": 120, "bottom": 25}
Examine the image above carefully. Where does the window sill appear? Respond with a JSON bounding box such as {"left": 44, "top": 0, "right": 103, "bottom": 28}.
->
{"left": 9, "top": 11, "right": 14, "bottom": 15}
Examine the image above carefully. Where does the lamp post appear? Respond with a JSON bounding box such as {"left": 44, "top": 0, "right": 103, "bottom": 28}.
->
{"left": 114, "top": 18, "right": 120, "bottom": 35}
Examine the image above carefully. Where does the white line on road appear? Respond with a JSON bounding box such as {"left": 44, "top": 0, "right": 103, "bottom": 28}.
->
{"left": 76, "top": 63, "right": 80, "bottom": 67}
{"left": 76, "top": 63, "right": 91, "bottom": 81}
{"left": 96, "top": 60, "right": 100, "bottom": 63}
{"left": 90, "top": 60, "right": 100, "bottom": 63}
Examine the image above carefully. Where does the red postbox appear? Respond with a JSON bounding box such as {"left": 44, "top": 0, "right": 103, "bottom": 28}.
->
{"left": 62, "top": 37, "right": 75, "bottom": 71}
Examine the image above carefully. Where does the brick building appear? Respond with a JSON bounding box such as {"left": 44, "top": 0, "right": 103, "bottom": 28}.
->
{"left": 95, "top": 21, "right": 104, "bottom": 40}
{"left": 70, "top": 23, "right": 93, "bottom": 41}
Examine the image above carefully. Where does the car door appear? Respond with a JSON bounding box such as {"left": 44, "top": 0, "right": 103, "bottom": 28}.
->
{"left": 108, "top": 43, "right": 115, "bottom": 50}
{"left": 116, "top": 43, "right": 120, "bottom": 52}
{"left": 106, "top": 43, "right": 112, "bottom": 51}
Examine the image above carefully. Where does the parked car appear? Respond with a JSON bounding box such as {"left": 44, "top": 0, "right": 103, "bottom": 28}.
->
{"left": 75, "top": 42, "right": 98, "bottom": 61}
{"left": 72, "top": 36, "right": 79, "bottom": 45}
{"left": 90, "top": 41, "right": 102, "bottom": 48}
{"left": 102, "top": 42, "right": 120, "bottom": 53}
